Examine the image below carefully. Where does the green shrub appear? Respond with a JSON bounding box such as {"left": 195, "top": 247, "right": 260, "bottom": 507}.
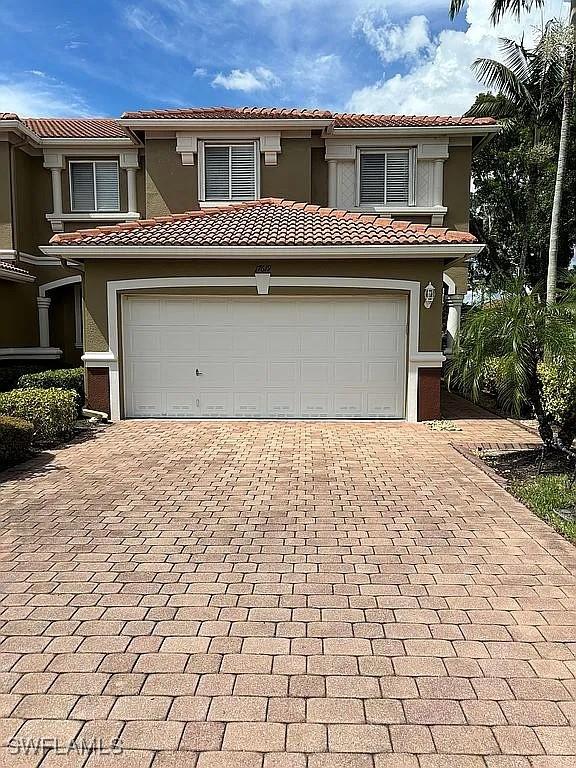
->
{"left": 0, "top": 388, "right": 77, "bottom": 442}
{"left": 0, "top": 415, "right": 34, "bottom": 465}
{"left": 17, "top": 367, "right": 84, "bottom": 413}
{"left": 538, "top": 361, "right": 576, "bottom": 425}
{"left": 479, "top": 356, "right": 504, "bottom": 396}
{"left": 0, "top": 364, "right": 49, "bottom": 392}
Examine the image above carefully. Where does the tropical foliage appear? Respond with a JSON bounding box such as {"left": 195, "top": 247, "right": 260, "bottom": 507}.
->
{"left": 448, "top": 280, "right": 576, "bottom": 450}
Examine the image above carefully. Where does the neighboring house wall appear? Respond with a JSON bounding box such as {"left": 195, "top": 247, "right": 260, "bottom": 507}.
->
{"left": 0, "top": 142, "right": 13, "bottom": 250}
{"left": 83, "top": 258, "right": 445, "bottom": 356}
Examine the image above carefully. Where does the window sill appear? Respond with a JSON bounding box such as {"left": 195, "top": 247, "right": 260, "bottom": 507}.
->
{"left": 46, "top": 211, "right": 140, "bottom": 233}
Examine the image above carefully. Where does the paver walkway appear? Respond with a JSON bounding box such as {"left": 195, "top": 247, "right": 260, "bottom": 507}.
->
{"left": 0, "top": 401, "right": 575, "bottom": 767}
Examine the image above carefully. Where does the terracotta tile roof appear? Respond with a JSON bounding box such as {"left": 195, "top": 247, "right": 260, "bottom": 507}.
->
{"left": 122, "top": 107, "right": 333, "bottom": 120}
{"left": 50, "top": 199, "right": 477, "bottom": 248}
{"left": 332, "top": 113, "right": 497, "bottom": 128}
{"left": 0, "top": 112, "right": 19, "bottom": 121}
{"left": 121, "top": 106, "right": 496, "bottom": 128}
{"left": 0, "top": 261, "right": 33, "bottom": 279}
{"left": 23, "top": 118, "right": 131, "bottom": 139}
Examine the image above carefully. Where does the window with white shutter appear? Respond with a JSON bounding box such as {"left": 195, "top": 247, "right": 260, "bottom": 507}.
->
{"left": 70, "top": 161, "right": 120, "bottom": 212}
{"left": 203, "top": 143, "right": 258, "bottom": 201}
{"left": 358, "top": 149, "right": 412, "bottom": 207}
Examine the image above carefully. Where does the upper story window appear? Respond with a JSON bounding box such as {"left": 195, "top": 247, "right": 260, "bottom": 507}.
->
{"left": 202, "top": 142, "right": 258, "bottom": 201}
{"left": 70, "top": 160, "right": 120, "bottom": 212}
{"left": 358, "top": 149, "right": 413, "bottom": 207}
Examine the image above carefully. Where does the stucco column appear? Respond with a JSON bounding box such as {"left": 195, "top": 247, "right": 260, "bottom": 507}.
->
{"left": 126, "top": 167, "right": 137, "bottom": 213}
{"left": 50, "top": 168, "right": 63, "bottom": 217}
{"left": 445, "top": 293, "right": 464, "bottom": 355}
{"left": 327, "top": 160, "right": 337, "bottom": 207}
{"left": 433, "top": 159, "right": 445, "bottom": 207}
{"left": 37, "top": 297, "right": 51, "bottom": 348}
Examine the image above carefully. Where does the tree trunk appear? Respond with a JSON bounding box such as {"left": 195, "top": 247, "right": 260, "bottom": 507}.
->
{"left": 546, "top": 25, "right": 575, "bottom": 305}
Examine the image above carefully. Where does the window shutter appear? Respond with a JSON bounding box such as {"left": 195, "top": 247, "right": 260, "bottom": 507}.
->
{"left": 95, "top": 162, "right": 120, "bottom": 211}
{"left": 230, "top": 144, "right": 256, "bottom": 200}
{"left": 204, "top": 145, "right": 230, "bottom": 200}
{"left": 359, "top": 153, "right": 386, "bottom": 205}
{"left": 70, "top": 163, "right": 95, "bottom": 211}
{"left": 385, "top": 151, "right": 410, "bottom": 205}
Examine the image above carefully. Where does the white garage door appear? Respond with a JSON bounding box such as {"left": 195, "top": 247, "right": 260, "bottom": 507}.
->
{"left": 122, "top": 295, "right": 407, "bottom": 419}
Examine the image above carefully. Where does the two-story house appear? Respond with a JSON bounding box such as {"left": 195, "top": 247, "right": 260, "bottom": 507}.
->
{"left": 0, "top": 107, "right": 498, "bottom": 422}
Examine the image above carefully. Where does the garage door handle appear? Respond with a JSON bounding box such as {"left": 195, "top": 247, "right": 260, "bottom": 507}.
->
{"left": 195, "top": 369, "right": 203, "bottom": 376}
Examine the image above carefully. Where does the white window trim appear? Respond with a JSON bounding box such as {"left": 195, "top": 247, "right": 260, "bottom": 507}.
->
{"left": 69, "top": 159, "right": 120, "bottom": 213}
{"left": 198, "top": 140, "right": 260, "bottom": 202}
{"left": 356, "top": 147, "right": 416, "bottom": 208}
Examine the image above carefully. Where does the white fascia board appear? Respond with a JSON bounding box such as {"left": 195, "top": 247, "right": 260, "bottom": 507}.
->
{"left": 41, "top": 243, "right": 485, "bottom": 259}
{"left": 331, "top": 125, "right": 501, "bottom": 138}
{"left": 0, "top": 120, "right": 42, "bottom": 146}
{"left": 120, "top": 118, "right": 334, "bottom": 130}
{"left": 0, "top": 347, "right": 62, "bottom": 360}
{"left": 0, "top": 267, "right": 35, "bottom": 283}
{"left": 40, "top": 137, "right": 137, "bottom": 147}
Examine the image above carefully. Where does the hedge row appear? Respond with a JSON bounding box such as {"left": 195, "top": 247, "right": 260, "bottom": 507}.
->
{"left": 0, "top": 388, "right": 78, "bottom": 443}
{"left": 0, "top": 415, "right": 34, "bottom": 466}
{"left": 17, "top": 367, "right": 84, "bottom": 414}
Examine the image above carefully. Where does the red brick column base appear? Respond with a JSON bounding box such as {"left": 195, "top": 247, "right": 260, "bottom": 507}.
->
{"left": 417, "top": 367, "right": 441, "bottom": 421}
{"left": 86, "top": 368, "right": 111, "bottom": 417}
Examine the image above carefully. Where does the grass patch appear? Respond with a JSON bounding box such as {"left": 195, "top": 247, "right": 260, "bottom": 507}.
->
{"left": 512, "top": 474, "right": 576, "bottom": 544}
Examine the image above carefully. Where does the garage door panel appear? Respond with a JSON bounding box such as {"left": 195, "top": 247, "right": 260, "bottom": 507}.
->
{"left": 267, "top": 391, "right": 298, "bottom": 417}
{"left": 198, "top": 330, "right": 236, "bottom": 355}
{"left": 334, "top": 361, "right": 364, "bottom": 385}
{"left": 368, "top": 299, "right": 405, "bottom": 323}
{"left": 234, "top": 392, "right": 264, "bottom": 416}
{"left": 125, "top": 328, "right": 162, "bottom": 355}
{"left": 367, "top": 330, "right": 405, "bottom": 355}
{"left": 268, "top": 329, "right": 301, "bottom": 355}
{"left": 126, "top": 298, "right": 161, "bottom": 324}
{"left": 123, "top": 296, "right": 407, "bottom": 419}
{"left": 269, "top": 361, "right": 299, "bottom": 386}
{"left": 129, "top": 390, "right": 164, "bottom": 417}
{"left": 300, "top": 330, "right": 332, "bottom": 355}
{"left": 301, "top": 361, "right": 332, "bottom": 386}
{"left": 367, "top": 361, "right": 403, "bottom": 386}
{"left": 234, "top": 361, "right": 267, "bottom": 386}
{"left": 334, "top": 392, "right": 364, "bottom": 417}
{"left": 166, "top": 392, "right": 198, "bottom": 417}
{"left": 301, "top": 393, "right": 331, "bottom": 417}
{"left": 334, "top": 330, "right": 365, "bottom": 355}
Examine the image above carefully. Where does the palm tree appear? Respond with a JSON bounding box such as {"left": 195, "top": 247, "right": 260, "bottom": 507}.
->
{"left": 466, "top": 31, "right": 564, "bottom": 279}
{"left": 545, "top": 22, "right": 575, "bottom": 304}
{"left": 449, "top": 0, "right": 543, "bottom": 24}
{"left": 448, "top": 279, "right": 576, "bottom": 450}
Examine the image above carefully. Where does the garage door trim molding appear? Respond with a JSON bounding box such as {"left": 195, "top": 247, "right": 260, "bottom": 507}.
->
{"left": 83, "top": 276, "right": 443, "bottom": 422}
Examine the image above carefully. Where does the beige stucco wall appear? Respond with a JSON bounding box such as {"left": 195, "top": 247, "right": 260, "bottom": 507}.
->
{"left": 13, "top": 148, "right": 54, "bottom": 255}
{"left": 261, "top": 138, "right": 312, "bottom": 202}
{"left": 145, "top": 139, "right": 198, "bottom": 217}
{"left": 83, "top": 258, "right": 445, "bottom": 356}
{"left": 443, "top": 146, "right": 472, "bottom": 231}
{"left": 0, "top": 279, "right": 38, "bottom": 347}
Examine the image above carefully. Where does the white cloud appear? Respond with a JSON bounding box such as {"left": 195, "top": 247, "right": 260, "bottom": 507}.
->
{"left": 212, "top": 67, "right": 280, "bottom": 92}
{"left": 194, "top": 67, "right": 207, "bottom": 77}
{"left": 348, "top": 0, "right": 568, "bottom": 115}
{"left": 355, "top": 12, "right": 434, "bottom": 63}
{"left": 0, "top": 73, "right": 91, "bottom": 117}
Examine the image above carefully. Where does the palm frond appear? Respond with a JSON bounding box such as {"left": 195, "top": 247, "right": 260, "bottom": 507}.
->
{"left": 472, "top": 57, "right": 535, "bottom": 112}
{"left": 449, "top": 0, "right": 467, "bottom": 20}
{"left": 490, "top": 0, "right": 544, "bottom": 24}
{"left": 499, "top": 37, "right": 531, "bottom": 81}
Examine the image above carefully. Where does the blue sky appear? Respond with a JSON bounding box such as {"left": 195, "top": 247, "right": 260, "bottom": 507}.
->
{"left": 0, "top": 0, "right": 567, "bottom": 117}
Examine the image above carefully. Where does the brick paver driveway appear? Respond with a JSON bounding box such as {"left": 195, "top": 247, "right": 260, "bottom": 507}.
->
{"left": 1, "top": 402, "right": 575, "bottom": 767}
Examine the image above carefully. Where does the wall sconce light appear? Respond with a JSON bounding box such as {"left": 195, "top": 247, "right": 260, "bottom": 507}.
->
{"left": 424, "top": 282, "right": 436, "bottom": 309}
